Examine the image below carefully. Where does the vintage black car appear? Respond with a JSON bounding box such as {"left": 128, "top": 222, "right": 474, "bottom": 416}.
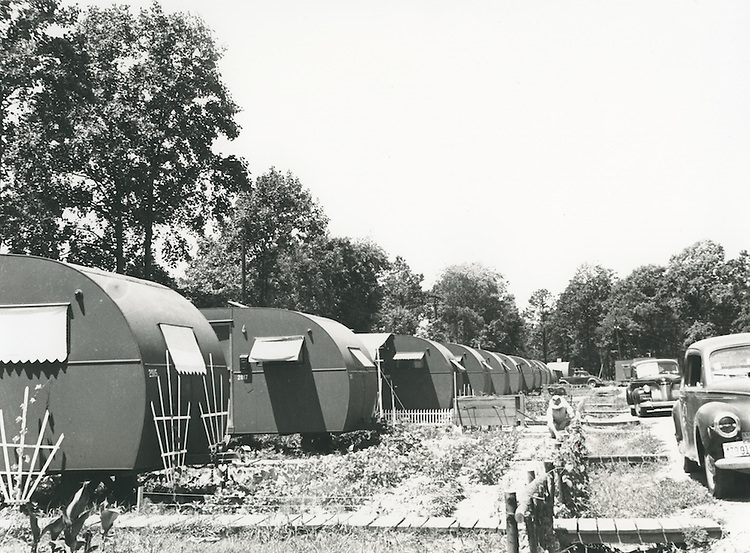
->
{"left": 672, "top": 333, "right": 750, "bottom": 498}
{"left": 625, "top": 358, "right": 680, "bottom": 417}
{"left": 558, "top": 369, "right": 602, "bottom": 388}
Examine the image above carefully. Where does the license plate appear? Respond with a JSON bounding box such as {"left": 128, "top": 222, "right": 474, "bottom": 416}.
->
{"left": 723, "top": 441, "right": 750, "bottom": 458}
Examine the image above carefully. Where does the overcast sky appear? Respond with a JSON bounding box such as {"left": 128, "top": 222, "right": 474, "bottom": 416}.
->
{"left": 77, "top": 1, "right": 750, "bottom": 306}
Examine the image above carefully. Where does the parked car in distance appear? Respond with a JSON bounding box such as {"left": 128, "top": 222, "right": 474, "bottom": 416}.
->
{"left": 558, "top": 369, "right": 602, "bottom": 388}
{"left": 625, "top": 358, "right": 680, "bottom": 417}
{"left": 673, "top": 333, "right": 750, "bottom": 498}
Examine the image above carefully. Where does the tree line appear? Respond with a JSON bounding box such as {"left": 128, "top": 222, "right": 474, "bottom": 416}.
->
{"left": 2, "top": 1, "right": 748, "bottom": 375}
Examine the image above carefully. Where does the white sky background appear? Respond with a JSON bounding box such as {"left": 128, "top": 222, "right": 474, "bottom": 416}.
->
{"left": 74, "top": 1, "right": 750, "bottom": 306}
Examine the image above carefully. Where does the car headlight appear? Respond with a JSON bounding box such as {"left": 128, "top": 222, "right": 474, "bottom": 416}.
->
{"left": 713, "top": 413, "right": 740, "bottom": 439}
{"left": 642, "top": 384, "right": 651, "bottom": 393}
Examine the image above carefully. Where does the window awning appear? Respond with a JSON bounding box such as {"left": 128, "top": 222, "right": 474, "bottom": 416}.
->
{"left": 249, "top": 336, "right": 304, "bottom": 363}
{"left": 482, "top": 361, "right": 495, "bottom": 372}
{"left": 159, "top": 324, "right": 206, "bottom": 375}
{"left": 349, "top": 347, "right": 375, "bottom": 368}
{"left": 0, "top": 304, "right": 69, "bottom": 363}
{"left": 450, "top": 359, "right": 467, "bottom": 373}
{"left": 393, "top": 351, "right": 425, "bottom": 361}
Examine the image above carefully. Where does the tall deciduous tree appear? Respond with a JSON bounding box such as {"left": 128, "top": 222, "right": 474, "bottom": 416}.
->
{"left": 551, "top": 264, "right": 614, "bottom": 372}
{"left": 32, "top": 3, "right": 245, "bottom": 276}
{"left": 429, "top": 263, "right": 523, "bottom": 352}
{"left": 664, "top": 240, "right": 750, "bottom": 346}
{"left": 278, "top": 237, "right": 389, "bottom": 332}
{"left": 232, "top": 168, "right": 328, "bottom": 306}
{"left": 523, "top": 288, "right": 554, "bottom": 362}
{"left": 0, "top": 0, "right": 80, "bottom": 257}
{"left": 374, "top": 256, "right": 427, "bottom": 335}
{"left": 600, "top": 265, "right": 681, "bottom": 361}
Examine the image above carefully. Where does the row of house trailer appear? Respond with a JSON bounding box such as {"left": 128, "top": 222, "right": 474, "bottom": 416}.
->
{"left": 0, "top": 254, "right": 554, "bottom": 498}
{"left": 358, "top": 334, "right": 555, "bottom": 413}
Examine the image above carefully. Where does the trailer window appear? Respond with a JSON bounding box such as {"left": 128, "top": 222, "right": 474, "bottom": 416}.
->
{"left": 159, "top": 324, "right": 207, "bottom": 374}
{"left": 0, "top": 304, "right": 69, "bottom": 363}
{"left": 249, "top": 336, "right": 304, "bottom": 363}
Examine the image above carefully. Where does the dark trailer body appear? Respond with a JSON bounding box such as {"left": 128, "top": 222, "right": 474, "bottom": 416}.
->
{"left": 493, "top": 352, "right": 522, "bottom": 394}
{"left": 381, "top": 335, "right": 461, "bottom": 410}
{"left": 0, "top": 254, "right": 228, "bottom": 477}
{"left": 203, "top": 307, "right": 377, "bottom": 435}
{"left": 444, "top": 343, "right": 492, "bottom": 396}
{"left": 477, "top": 349, "right": 510, "bottom": 396}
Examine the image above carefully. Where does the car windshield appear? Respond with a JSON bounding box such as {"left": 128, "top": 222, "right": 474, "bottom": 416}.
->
{"left": 710, "top": 346, "right": 750, "bottom": 378}
{"left": 634, "top": 361, "right": 678, "bottom": 379}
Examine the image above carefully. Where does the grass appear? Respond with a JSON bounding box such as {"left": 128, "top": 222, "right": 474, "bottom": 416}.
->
{"left": 586, "top": 464, "right": 714, "bottom": 518}
{"left": 585, "top": 426, "right": 664, "bottom": 456}
{"left": 0, "top": 526, "right": 509, "bottom": 553}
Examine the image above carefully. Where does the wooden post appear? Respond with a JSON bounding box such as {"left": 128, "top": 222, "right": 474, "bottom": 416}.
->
{"left": 136, "top": 485, "right": 144, "bottom": 513}
{"left": 525, "top": 470, "right": 538, "bottom": 553}
{"left": 544, "top": 461, "right": 555, "bottom": 501}
{"left": 505, "top": 492, "right": 519, "bottom": 553}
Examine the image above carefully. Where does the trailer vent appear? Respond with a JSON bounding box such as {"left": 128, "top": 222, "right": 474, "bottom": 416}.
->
{"left": 249, "top": 336, "right": 305, "bottom": 363}
{"left": 0, "top": 304, "right": 69, "bottom": 363}
{"left": 159, "top": 324, "right": 206, "bottom": 374}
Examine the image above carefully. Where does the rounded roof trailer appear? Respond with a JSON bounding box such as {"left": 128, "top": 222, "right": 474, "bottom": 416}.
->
{"left": 444, "top": 343, "right": 492, "bottom": 396}
{"left": 531, "top": 360, "right": 552, "bottom": 386}
{"left": 476, "top": 349, "right": 510, "bottom": 396}
{"left": 493, "top": 352, "right": 522, "bottom": 393}
{"left": 0, "top": 254, "right": 228, "bottom": 478}
{"left": 385, "top": 335, "right": 460, "bottom": 410}
{"left": 203, "top": 307, "right": 377, "bottom": 435}
{"left": 511, "top": 355, "right": 538, "bottom": 392}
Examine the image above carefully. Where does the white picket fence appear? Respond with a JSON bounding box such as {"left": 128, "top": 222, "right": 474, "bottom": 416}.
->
{"left": 391, "top": 409, "right": 454, "bottom": 425}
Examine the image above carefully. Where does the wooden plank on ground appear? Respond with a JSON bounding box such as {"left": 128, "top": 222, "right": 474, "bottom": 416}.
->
{"left": 344, "top": 512, "right": 378, "bottom": 527}
{"left": 259, "top": 513, "right": 301, "bottom": 527}
{"left": 231, "top": 513, "right": 270, "bottom": 527}
{"left": 595, "top": 518, "right": 618, "bottom": 543}
{"left": 298, "top": 513, "right": 334, "bottom": 527}
{"left": 452, "top": 515, "right": 478, "bottom": 530}
{"left": 556, "top": 518, "right": 723, "bottom": 546}
{"left": 320, "top": 512, "right": 354, "bottom": 526}
{"left": 290, "top": 513, "right": 326, "bottom": 527}
{"left": 210, "top": 514, "right": 249, "bottom": 528}
{"left": 472, "top": 516, "right": 504, "bottom": 531}
{"left": 397, "top": 515, "right": 429, "bottom": 529}
{"left": 420, "top": 516, "right": 456, "bottom": 531}
{"left": 369, "top": 514, "right": 406, "bottom": 528}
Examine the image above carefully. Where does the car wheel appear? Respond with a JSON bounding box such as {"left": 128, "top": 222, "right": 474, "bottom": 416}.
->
{"left": 630, "top": 406, "right": 636, "bottom": 416}
{"left": 683, "top": 456, "right": 700, "bottom": 473}
{"left": 587, "top": 379, "right": 597, "bottom": 389}
{"left": 704, "top": 453, "right": 733, "bottom": 499}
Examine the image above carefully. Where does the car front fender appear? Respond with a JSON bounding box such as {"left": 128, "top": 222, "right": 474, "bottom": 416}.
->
{"left": 694, "top": 401, "right": 743, "bottom": 455}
